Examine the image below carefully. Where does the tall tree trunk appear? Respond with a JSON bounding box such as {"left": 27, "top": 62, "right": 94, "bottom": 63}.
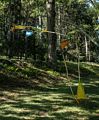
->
{"left": 88, "top": 40, "right": 91, "bottom": 62}
{"left": 85, "top": 35, "right": 88, "bottom": 61}
{"left": 56, "top": 4, "right": 61, "bottom": 47}
{"left": 6, "top": 0, "right": 22, "bottom": 58}
{"left": 46, "top": 0, "right": 57, "bottom": 63}
{"left": 10, "top": 0, "right": 22, "bottom": 24}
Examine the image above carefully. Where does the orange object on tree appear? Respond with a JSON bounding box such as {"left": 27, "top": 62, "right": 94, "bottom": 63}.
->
{"left": 60, "top": 40, "right": 69, "bottom": 49}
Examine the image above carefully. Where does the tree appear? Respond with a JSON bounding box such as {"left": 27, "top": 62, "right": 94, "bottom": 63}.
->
{"left": 0, "top": 0, "right": 98, "bottom": 62}
{"left": 46, "top": 0, "right": 57, "bottom": 63}
{"left": 2, "top": 0, "right": 22, "bottom": 58}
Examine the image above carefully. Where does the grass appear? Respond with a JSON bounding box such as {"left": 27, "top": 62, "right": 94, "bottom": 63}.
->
{"left": 0, "top": 58, "right": 99, "bottom": 120}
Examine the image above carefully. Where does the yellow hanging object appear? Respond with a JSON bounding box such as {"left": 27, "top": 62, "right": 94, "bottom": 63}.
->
{"left": 15, "top": 25, "right": 27, "bottom": 29}
{"left": 14, "top": 25, "right": 32, "bottom": 30}
{"left": 76, "top": 82, "right": 87, "bottom": 100}
{"left": 11, "top": 25, "right": 32, "bottom": 31}
{"left": 42, "top": 29, "right": 48, "bottom": 32}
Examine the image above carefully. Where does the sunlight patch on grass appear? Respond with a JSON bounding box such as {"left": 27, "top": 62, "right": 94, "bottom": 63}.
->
{"left": 83, "top": 62, "right": 99, "bottom": 67}
{"left": 18, "top": 93, "right": 67, "bottom": 103}
{"left": 1, "top": 114, "right": 36, "bottom": 120}
{"left": 54, "top": 106, "right": 90, "bottom": 114}
{"left": 0, "top": 104, "right": 12, "bottom": 109}
{"left": 81, "top": 63, "right": 99, "bottom": 75}
{"left": 0, "top": 59, "right": 99, "bottom": 119}
{"left": 6, "top": 107, "right": 31, "bottom": 113}
{"left": 2, "top": 91, "right": 19, "bottom": 101}
{"left": 0, "top": 87, "right": 98, "bottom": 120}
{"left": 89, "top": 94, "right": 99, "bottom": 98}
{"left": 47, "top": 70, "right": 60, "bottom": 76}
{"left": 96, "top": 109, "right": 99, "bottom": 113}
{"left": 0, "top": 110, "right": 5, "bottom": 114}
{"left": 0, "top": 104, "right": 36, "bottom": 119}
{"left": 82, "top": 65, "right": 94, "bottom": 72}
{"left": 90, "top": 81, "right": 99, "bottom": 84}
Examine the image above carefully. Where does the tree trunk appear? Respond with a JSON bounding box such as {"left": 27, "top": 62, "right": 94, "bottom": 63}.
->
{"left": 10, "top": 0, "right": 22, "bottom": 24}
{"left": 6, "top": 0, "right": 22, "bottom": 58}
{"left": 46, "top": 0, "right": 57, "bottom": 63}
{"left": 85, "top": 35, "right": 88, "bottom": 61}
{"left": 88, "top": 40, "right": 91, "bottom": 62}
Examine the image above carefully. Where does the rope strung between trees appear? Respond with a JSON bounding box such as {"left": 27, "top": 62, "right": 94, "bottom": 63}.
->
{"left": 76, "top": 42, "right": 81, "bottom": 83}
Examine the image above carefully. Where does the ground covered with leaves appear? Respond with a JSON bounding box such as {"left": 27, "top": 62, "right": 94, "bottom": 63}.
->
{"left": 0, "top": 58, "right": 99, "bottom": 120}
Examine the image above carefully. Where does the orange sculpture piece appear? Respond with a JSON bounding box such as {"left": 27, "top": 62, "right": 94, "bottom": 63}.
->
{"left": 60, "top": 40, "right": 69, "bottom": 49}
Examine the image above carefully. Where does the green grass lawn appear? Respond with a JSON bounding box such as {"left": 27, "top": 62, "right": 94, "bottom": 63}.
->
{"left": 0, "top": 59, "right": 99, "bottom": 120}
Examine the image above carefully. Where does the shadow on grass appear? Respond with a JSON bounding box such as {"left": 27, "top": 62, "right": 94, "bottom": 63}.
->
{"left": 0, "top": 84, "right": 99, "bottom": 120}
{"left": 0, "top": 59, "right": 99, "bottom": 120}
{"left": 0, "top": 116, "right": 21, "bottom": 120}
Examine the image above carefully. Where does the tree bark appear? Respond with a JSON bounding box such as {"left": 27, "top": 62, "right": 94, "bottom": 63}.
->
{"left": 46, "top": 0, "right": 57, "bottom": 63}
{"left": 5, "top": 0, "right": 22, "bottom": 58}
{"left": 85, "top": 35, "right": 88, "bottom": 61}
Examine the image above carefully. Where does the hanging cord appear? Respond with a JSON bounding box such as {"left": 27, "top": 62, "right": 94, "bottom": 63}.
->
{"left": 76, "top": 41, "right": 81, "bottom": 83}
{"left": 76, "top": 40, "right": 88, "bottom": 102}
{"left": 61, "top": 50, "right": 79, "bottom": 103}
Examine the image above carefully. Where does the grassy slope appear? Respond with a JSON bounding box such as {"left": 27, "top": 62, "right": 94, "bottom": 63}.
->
{"left": 0, "top": 59, "right": 99, "bottom": 120}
